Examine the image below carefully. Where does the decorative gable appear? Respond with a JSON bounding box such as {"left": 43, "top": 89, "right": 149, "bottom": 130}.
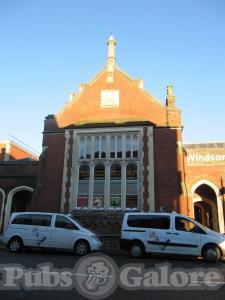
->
{"left": 55, "top": 36, "right": 181, "bottom": 129}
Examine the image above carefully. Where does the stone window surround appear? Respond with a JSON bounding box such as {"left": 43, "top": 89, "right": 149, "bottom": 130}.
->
{"left": 60, "top": 126, "right": 155, "bottom": 213}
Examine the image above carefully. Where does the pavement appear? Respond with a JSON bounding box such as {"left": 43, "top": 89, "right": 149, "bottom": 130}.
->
{"left": 0, "top": 249, "right": 225, "bottom": 299}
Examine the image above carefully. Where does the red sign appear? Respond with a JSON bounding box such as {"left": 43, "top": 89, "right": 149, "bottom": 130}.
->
{"left": 77, "top": 196, "right": 88, "bottom": 208}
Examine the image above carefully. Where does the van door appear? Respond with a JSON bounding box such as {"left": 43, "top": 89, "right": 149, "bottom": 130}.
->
{"left": 168, "top": 216, "right": 203, "bottom": 256}
{"left": 49, "top": 215, "right": 79, "bottom": 249}
{"left": 30, "top": 214, "right": 52, "bottom": 247}
{"left": 10, "top": 214, "right": 52, "bottom": 247}
{"left": 10, "top": 214, "right": 34, "bottom": 246}
{"left": 145, "top": 214, "right": 175, "bottom": 254}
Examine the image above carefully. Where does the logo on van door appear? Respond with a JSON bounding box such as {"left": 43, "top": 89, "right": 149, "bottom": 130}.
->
{"left": 32, "top": 227, "right": 47, "bottom": 246}
{"left": 149, "top": 231, "right": 171, "bottom": 250}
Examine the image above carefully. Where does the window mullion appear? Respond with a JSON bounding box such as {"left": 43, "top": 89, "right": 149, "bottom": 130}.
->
{"left": 84, "top": 137, "right": 87, "bottom": 159}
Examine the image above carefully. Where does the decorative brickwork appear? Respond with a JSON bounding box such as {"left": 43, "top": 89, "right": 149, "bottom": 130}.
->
{"left": 143, "top": 127, "right": 149, "bottom": 211}
{"left": 64, "top": 130, "right": 74, "bottom": 213}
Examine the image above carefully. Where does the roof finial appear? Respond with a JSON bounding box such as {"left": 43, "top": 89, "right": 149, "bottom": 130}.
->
{"left": 107, "top": 34, "right": 116, "bottom": 66}
{"left": 166, "top": 84, "right": 176, "bottom": 108}
{"left": 167, "top": 85, "right": 174, "bottom": 96}
{"left": 106, "top": 34, "right": 116, "bottom": 83}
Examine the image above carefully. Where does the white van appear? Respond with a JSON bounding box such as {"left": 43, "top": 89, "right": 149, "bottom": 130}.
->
{"left": 3, "top": 212, "right": 102, "bottom": 255}
{"left": 120, "top": 211, "right": 225, "bottom": 262}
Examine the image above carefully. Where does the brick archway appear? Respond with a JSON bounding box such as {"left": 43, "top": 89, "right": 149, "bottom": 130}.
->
{"left": 4, "top": 186, "right": 34, "bottom": 229}
{"left": 193, "top": 196, "right": 218, "bottom": 231}
{"left": 191, "top": 180, "right": 224, "bottom": 233}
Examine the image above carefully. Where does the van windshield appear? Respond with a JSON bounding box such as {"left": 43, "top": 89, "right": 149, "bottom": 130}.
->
{"left": 189, "top": 217, "right": 213, "bottom": 232}
{"left": 67, "top": 215, "right": 87, "bottom": 228}
{"left": 68, "top": 215, "right": 100, "bottom": 236}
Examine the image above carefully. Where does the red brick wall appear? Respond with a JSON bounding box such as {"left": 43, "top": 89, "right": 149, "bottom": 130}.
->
{"left": 153, "top": 127, "right": 183, "bottom": 213}
{"left": 32, "top": 130, "right": 65, "bottom": 212}
{"left": 185, "top": 164, "right": 225, "bottom": 194}
{"left": 0, "top": 161, "right": 38, "bottom": 194}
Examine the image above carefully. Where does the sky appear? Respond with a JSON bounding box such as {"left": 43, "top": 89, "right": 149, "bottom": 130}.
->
{"left": 0, "top": 0, "right": 225, "bottom": 154}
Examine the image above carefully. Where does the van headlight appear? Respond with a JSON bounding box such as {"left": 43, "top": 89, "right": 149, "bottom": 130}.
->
{"left": 91, "top": 235, "right": 100, "bottom": 242}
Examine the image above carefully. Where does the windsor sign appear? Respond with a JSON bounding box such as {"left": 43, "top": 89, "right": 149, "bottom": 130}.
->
{"left": 186, "top": 148, "right": 225, "bottom": 165}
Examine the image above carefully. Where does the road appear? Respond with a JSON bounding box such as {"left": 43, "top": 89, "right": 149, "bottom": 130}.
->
{"left": 0, "top": 248, "right": 225, "bottom": 299}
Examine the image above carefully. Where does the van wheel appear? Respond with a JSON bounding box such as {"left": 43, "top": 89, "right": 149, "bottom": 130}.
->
{"left": 74, "top": 239, "right": 90, "bottom": 256}
{"left": 203, "top": 245, "right": 221, "bottom": 262}
{"left": 129, "top": 241, "right": 145, "bottom": 258}
{"left": 8, "top": 237, "right": 23, "bottom": 253}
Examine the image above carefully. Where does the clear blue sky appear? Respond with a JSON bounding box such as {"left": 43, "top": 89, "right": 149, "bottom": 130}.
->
{"left": 0, "top": 0, "right": 225, "bottom": 153}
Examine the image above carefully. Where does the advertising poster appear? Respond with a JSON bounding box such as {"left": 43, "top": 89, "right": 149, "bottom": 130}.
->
{"left": 77, "top": 196, "right": 88, "bottom": 208}
{"left": 93, "top": 196, "right": 104, "bottom": 208}
{"left": 110, "top": 196, "right": 121, "bottom": 208}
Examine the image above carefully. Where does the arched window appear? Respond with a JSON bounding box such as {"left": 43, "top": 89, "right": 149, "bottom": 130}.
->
{"left": 94, "top": 164, "right": 105, "bottom": 180}
{"left": 78, "top": 164, "right": 89, "bottom": 208}
{"left": 126, "top": 163, "right": 137, "bottom": 180}
{"left": 79, "top": 164, "right": 90, "bottom": 180}
{"left": 93, "top": 164, "right": 105, "bottom": 208}
{"left": 110, "top": 163, "right": 121, "bottom": 180}
{"left": 126, "top": 163, "right": 138, "bottom": 208}
{"left": 126, "top": 195, "right": 138, "bottom": 209}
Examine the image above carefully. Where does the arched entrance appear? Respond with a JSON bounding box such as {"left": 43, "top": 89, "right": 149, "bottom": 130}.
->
{"left": 193, "top": 192, "right": 218, "bottom": 231}
{"left": 10, "top": 190, "right": 32, "bottom": 213}
{"left": 191, "top": 180, "right": 224, "bottom": 232}
{"left": 4, "top": 186, "right": 33, "bottom": 229}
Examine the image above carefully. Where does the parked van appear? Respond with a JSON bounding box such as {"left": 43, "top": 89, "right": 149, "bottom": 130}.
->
{"left": 120, "top": 211, "right": 225, "bottom": 262}
{"left": 3, "top": 212, "right": 102, "bottom": 255}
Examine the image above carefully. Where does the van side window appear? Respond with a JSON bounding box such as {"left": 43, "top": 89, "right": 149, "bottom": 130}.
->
{"left": 12, "top": 214, "right": 32, "bottom": 225}
{"left": 148, "top": 216, "right": 170, "bottom": 229}
{"left": 12, "top": 214, "right": 52, "bottom": 226}
{"left": 175, "top": 217, "right": 205, "bottom": 234}
{"left": 55, "top": 216, "right": 78, "bottom": 230}
{"left": 127, "top": 215, "right": 146, "bottom": 227}
{"left": 127, "top": 215, "right": 170, "bottom": 229}
{"left": 31, "top": 215, "right": 52, "bottom": 227}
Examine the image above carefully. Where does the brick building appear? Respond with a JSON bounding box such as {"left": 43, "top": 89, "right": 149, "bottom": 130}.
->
{"left": 1, "top": 36, "right": 225, "bottom": 234}
{"left": 0, "top": 139, "right": 39, "bottom": 162}
{"left": 184, "top": 142, "right": 225, "bottom": 232}
{"left": 0, "top": 139, "right": 38, "bottom": 230}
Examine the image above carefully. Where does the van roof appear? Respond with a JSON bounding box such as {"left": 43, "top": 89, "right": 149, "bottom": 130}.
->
{"left": 124, "top": 211, "right": 178, "bottom": 216}
{"left": 10, "top": 212, "right": 65, "bottom": 217}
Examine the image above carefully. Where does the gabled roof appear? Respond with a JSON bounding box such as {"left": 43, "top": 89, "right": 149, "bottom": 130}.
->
{"left": 56, "top": 64, "right": 181, "bottom": 128}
